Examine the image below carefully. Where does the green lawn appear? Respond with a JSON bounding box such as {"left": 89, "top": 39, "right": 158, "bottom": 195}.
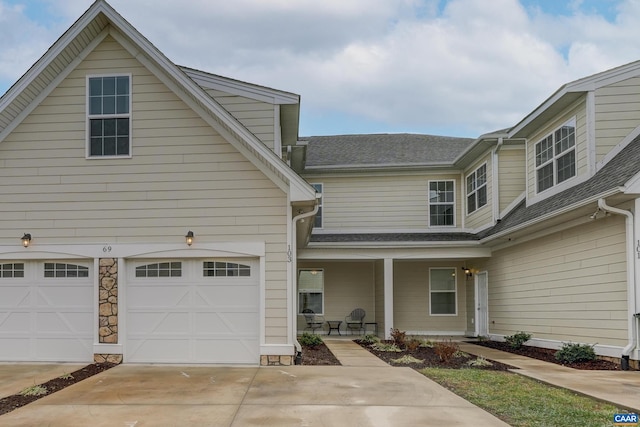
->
{"left": 421, "top": 368, "right": 624, "bottom": 427}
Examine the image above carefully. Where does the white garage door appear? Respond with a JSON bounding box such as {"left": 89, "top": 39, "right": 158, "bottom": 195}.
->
{"left": 0, "top": 261, "right": 94, "bottom": 362}
{"left": 126, "top": 259, "right": 259, "bottom": 364}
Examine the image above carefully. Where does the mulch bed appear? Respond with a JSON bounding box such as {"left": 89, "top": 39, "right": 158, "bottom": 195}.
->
{"left": 470, "top": 340, "right": 626, "bottom": 370}
{"left": 300, "top": 343, "right": 341, "bottom": 365}
{"left": 356, "top": 340, "right": 515, "bottom": 371}
{"left": 0, "top": 362, "right": 116, "bottom": 416}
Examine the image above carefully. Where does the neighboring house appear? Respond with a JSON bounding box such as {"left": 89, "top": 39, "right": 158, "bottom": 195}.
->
{"left": 0, "top": 1, "right": 638, "bottom": 369}
{"left": 0, "top": 0, "right": 317, "bottom": 365}
{"left": 294, "top": 70, "right": 640, "bottom": 369}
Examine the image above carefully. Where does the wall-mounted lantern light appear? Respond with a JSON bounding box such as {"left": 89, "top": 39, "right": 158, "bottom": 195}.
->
{"left": 21, "top": 233, "right": 32, "bottom": 248}
{"left": 462, "top": 266, "right": 472, "bottom": 278}
{"left": 185, "top": 230, "right": 194, "bottom": 246}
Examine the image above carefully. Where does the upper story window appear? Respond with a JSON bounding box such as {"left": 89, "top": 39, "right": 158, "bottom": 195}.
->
{"left": 466, "top": 164, "right": 487, "bottom": 214}
{"left": 429, "top": 180, "right": 455, "bottom": 226}
{"left": 535, "top": 119, "right": 576, "bottom": 193}
{"left": 312, "top": 183, "right": 323, "bottom": 228}
{"left": 88, "top": 75, "right": 131, "bottom": 157}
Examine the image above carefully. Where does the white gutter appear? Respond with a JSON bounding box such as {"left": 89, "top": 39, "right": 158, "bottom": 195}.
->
{"left": 597, "top": 198, "right": 638, "bottom": 367}
{"left": 290, "top": 204, "right": 320, "bottom": 358}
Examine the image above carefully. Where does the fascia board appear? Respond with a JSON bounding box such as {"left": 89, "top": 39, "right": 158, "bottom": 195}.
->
{"left": 182, "top": 68, "right": 299, "bottom": 105}
{"left": 624, "top": 170, "right": 640, "bottom": 194}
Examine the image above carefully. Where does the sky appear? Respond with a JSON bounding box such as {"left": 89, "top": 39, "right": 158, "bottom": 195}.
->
{"left": 0, "top": 0, "right": 638, "bottom": 138}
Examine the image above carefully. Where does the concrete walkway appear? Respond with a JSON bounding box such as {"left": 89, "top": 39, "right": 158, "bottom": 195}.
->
{"left": 457, "top": 342, "right": 640, "bottom": 413}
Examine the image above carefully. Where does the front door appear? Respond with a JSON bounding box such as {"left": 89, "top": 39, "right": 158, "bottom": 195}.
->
{"left": 475, "top": 271, "right": 489, "bottom": 337}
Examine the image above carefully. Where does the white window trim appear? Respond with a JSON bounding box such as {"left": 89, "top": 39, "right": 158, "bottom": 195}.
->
{"left": 311, "top": 183, "right": 323, "bottom": 229}
{"left": 86, "top": 73, "right": 133, "bottom": 159}
{"left": 297, "top": 268, "right": 324, "bottom": 315}
{"left": 428, "top": 179, "right": 456, "bottom": 227}
{"left": 429, "top": 267, "right": 458, "bottom": 316}
{"left": 534, "top": 117, "right": 577, "bottom": 195}
{"left": 466, "top": 163, "right": 488, "bottom": 215}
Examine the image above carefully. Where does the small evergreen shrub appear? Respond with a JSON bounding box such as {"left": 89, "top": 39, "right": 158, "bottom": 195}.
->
{"left": 360, "top": 334, "right": 380, "bottom": 344}
{"left": 467, "top": 356, "right": 493, "bottom": 368}
{"left": 390, "top": 328, "right": 407, "bottom": 348}
{"left": 555, "top": 342, "right": 596, "bottom": 364}
{"left": 505, "top": 331, "right": 532, "bottom": 349}
{"left": 434, "top": 340, "right": 459, "bottom": 362}
{"left": 298, "top": 332, "right": 323, "bottom": 347}
{"left": 371, "top": 342, "right": 402, "bottom": 352}
{"left": 391, "top": 355, "right": 424, "bottom": 365}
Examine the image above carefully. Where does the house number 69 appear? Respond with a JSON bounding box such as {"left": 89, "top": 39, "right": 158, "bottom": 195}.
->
{"left": 103, "top": 246, "right": 112, "bottom": 253}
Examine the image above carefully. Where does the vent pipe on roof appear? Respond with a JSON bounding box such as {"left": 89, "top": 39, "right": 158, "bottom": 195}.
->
{"left": 597, "top": 198, "right": 638, "bottom": 369}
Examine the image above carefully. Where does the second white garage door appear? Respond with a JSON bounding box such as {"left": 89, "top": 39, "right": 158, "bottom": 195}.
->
{"left": 126, "top": 259, "right": 259, "bottom": 364}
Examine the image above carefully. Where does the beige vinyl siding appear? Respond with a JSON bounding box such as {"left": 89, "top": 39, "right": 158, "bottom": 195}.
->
{"left": 594, "top": 77, "right": 640, "bottom": 163}
{"left": 476, "top": 215, "right": 628, "bottom": 347}
{"left": 314, "top": 173, "right": 462, "bottom": 231}
{"left": 393, "top": 260, "right": 467, "bottom": 332}
{"left": 465, "top": 154, "right": 492, "bottom": 230}
{"left": 526, "top": 98, "right": 587, "bottom": 200}
{"left": 498, "top": 147, "right": 525, "bottom": 212}
{"left": 296, "top": 261, "right": 375, "bottom": 332}
{"left": 0, "top": 36, "right": 290, "bottom": 344}
{"left": 204, "top": 89, "right": 276, "bottom": 151}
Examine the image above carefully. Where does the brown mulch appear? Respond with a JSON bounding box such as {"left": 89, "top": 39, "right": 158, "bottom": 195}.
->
{"left": 470, "top": 340, "right": 627, "bottom": 370}
{"left": 356, "top": 340, "right": 515, "bottom": 371}
{"left": 300, "top": 342, "right": 341, "bottom": 365}
{"left": 0, "top": 363, "right": 116, "bottom": 416}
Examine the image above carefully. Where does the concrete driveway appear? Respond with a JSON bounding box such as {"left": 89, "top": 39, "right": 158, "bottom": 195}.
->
{"left": 1, "top": 364, "right": 509, "bottom": 426}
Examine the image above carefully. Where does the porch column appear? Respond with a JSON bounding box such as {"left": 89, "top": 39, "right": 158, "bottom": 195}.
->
{"left": 384, "top": 258, "right": 394, "bottom": 340}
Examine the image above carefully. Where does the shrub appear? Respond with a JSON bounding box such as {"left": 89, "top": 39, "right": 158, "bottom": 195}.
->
{"left": 360, "top": 334, "right": 380, "bottom": 344}
{"left": 371, "top": 342, "right": 402, "bottom": 352}
{"left": 505, "top": 331, "right": 532, "bottom": 349}
{"left": 467, "top": 356, "right": 493, "bottom": 368}
{"left": 391, "top": 355, "right": 424, "bottom": 365}
{"left": 390, "top": 328, "right": 407, "bottom": 348}
{"left": 555, "top": 342, "right": 596, "bottom": 364}
{"left": 434, "top": 340, "right": 459, "bottom": 362}
{"left": 298, "top": 332, "right": 323, "bottom": 347}
{"left": 406, "top": 338, "right": 421, "bottom": 352}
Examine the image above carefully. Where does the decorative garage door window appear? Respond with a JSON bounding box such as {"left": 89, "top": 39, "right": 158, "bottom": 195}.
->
{"left": 1, "top": 263, "right": 24, "bottom": 278}
{"left": 203, "top": 261, "right": 251, "bottom": 277}
{"left": 135, "top": 262, "right": 182, "bottom": 278}
{"left": 44, "top": 263, "right": 89, "bottom": 278}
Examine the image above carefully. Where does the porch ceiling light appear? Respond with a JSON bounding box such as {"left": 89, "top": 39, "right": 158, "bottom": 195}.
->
{"left": 185, "top": 230, "right": 194, "bottom": 246}
{"left": 21, "top": 233, "right": 32, "bottom": 248}
{"left": 462, "top": 266, "right": 472, "bottom": 278}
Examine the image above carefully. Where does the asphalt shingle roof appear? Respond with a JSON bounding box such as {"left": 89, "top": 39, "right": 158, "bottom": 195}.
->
{"left": 302, "top": 134, "right": 475, "bottom": 169}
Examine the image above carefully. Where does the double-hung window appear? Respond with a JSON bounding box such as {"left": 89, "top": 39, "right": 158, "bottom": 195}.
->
{"left": 466, "top": 164, "right": 487, "bottom": 214}
{"left": 429, "top": 268, "right": 457, "bottom": 315}
{"left": 312, "top": 183, "right": 323, "bottom": 228}
{"left": 88, "top": 75, "right": 131, "bottom": 157}
{"left": 535, "top": 119, "right": 576, "bottom": 193}
{"left": 298, "top": 269, "right": 324, "bottom": 314}
{"left": 429, "top": 180, "right": 455, "bottom": 226}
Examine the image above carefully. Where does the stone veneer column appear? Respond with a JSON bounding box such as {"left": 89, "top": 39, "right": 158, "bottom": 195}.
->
{"left": 95, "top": 258, "right": 122, "bottom": 364}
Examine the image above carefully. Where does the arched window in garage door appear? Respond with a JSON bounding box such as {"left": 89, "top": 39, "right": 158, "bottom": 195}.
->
{"left": 203, "top": 261, "right": 251, "bottom": 277}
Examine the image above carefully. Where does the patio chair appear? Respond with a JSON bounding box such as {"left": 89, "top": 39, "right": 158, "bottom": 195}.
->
{"left": 345, "top": 308, "right": 366, "bottom": 335}
{"left": 302, "top": 308, "right": 325, "bottom": 334}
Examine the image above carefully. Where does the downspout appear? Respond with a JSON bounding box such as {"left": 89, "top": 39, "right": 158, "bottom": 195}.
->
{"left": 492, "top": 137, "right": 504, "bottom": 223}
{"left": 291, "top": 203, "right": 319, "bottom": 364}
{"left": 598, "top": 198, "right": 637, "bottom": 369}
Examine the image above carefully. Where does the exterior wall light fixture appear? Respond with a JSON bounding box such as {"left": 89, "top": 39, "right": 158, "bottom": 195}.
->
{"left": 22, "top": 233, "right": 32, "bottom": 248}
{"left": 462, "top": 266, "right": 472, "bottom": 278}
{"left": 185, "top": 230, "right": 194, "bottom": 246}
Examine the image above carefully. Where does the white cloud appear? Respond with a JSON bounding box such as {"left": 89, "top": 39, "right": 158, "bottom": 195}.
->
{"left": 2, "top": 0, "right": 640, "bottom": 137}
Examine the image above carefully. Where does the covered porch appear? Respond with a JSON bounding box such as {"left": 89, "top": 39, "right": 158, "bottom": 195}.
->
{"left": 296, "top": 245, "right": 491, "bottom": 339}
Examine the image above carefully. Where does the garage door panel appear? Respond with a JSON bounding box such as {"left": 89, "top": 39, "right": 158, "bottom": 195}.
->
{"left": 0, "top": 287, "right": 29, "bottom": 306}
{"left": 128, "top": 286, "right": 190, "bottom": 308}
{"left": 36, "top": 312, "right": 93, "bottom": 334}
{"left": 0, "top": 338, "right": 29, "bottom": 359}
{"left": 0, "top": 312, "right": 30, "bottom": 332}
{"left": 37, "top": 286, "right": 93, "bottom": 306}
{"left": 127, "top": 259, "right": 260, "bottom": 364}
{"left": 36, "top": 337, "right": 92, "bottom": 360}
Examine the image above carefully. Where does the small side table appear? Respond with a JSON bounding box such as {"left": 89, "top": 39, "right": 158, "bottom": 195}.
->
{"left": 326, "top": 320, "right": 342, "bottom": 336}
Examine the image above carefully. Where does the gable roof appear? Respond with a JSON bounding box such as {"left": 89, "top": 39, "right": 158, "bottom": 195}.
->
{"left": 301, "top": 133, "right": 475, "bottom": 172}
{"left": 0, "top": 0, "right": 315, "bottom": 203}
